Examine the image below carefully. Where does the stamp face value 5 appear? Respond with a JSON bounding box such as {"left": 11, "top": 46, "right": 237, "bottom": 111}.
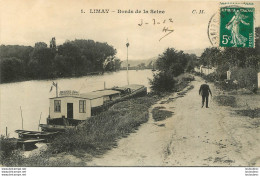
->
{"left": 220, "top": 7, "right": 254, "bottom": 48}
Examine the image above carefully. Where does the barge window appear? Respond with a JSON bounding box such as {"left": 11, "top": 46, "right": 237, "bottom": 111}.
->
{"left": 54, "top": 100, "right": 61, "bottom": 112}
{"left": 79, "top": 100, "right": 86, "bottom": 113}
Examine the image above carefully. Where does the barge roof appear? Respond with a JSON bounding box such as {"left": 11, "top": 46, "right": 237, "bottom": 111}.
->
{"left": 50, "top": 89, "right": 120, "bottom": 100}
{"left": 80, "top": 89, "right": 120, "bottom": 99}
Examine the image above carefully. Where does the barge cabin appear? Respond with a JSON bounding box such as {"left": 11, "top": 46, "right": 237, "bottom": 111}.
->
{"left": 48, "top": 89, "right": 120, "bottom": 125}
{"left": 41, "top": 84, "right": 147, "bottom": 130}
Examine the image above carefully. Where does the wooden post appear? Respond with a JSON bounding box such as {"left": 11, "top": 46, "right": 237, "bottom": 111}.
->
{"left": 56, "top": 82, "right": 58, "bottom": 97}
{"left": 126, "top": 40, "right": 130, "bottom": 85}
{"left": 38, "top": 112, "right": 42, "bottom": 131}
{"left": 200, "top": 65, "right": 203, "bottom": 75}
{"left": 104, "top": 81, "right": 106, "bottom": 89}
{"left": 127, "top": 46, "right": 129, "bottom": 85}
{"left": 20, "top": 106, "right": 23, "bottom": 130}
{"left": 227, "top": 71, "right": 231, "bottom": 80}
{"left": 6, "top": 127, "right": 7, "bottom": 137}
{"left": 258, "top": 72, "right": 260, "bottom": 89}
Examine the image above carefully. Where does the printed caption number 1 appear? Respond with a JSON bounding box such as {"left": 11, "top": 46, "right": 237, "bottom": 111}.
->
{"left": 222, "top": 35, "right": 231, "bottom": 44}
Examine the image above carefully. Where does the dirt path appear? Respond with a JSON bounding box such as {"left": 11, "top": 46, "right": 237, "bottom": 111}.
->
{"left": 87, "top": 76, "right": 260, "bottom": 166}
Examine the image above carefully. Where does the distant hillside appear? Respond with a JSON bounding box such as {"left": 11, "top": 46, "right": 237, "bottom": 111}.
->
{"left": 121, "top": 57, "right": 157, "bottom": 67}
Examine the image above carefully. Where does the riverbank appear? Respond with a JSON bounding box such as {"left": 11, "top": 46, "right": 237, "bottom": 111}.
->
{"left": 2, "top": 73, "right": 259, "bottom": 166}
{"left": 87, "top": 76, "right": 259, "bottom": 166}
{"left": 1, "top": 95, "right": 160, "bottom": 166}
{"left": 0, "top": 71, "right": 106, "bottom": 85}
{"left": 0, "top": 73, "right": 194, "bottom": 166}
{"left": 0, "top": 73, "right": 191, "bottom": 166}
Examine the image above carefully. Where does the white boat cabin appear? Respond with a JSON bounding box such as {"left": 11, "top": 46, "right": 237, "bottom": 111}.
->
{"left": 49, "top": 89, "right": 120, "bottom": 120}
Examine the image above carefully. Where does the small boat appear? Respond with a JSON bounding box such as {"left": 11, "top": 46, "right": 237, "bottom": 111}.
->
{"left": 39, "top": 124, "right": 75, "bottom": 132}
{"left": 5, "top": 137, "right": 45, "bottom": 151}
{"left": 17, "top": 139, "right": 45, "bottom": 150}
{"left": 15, "top": 130, "right": 59, "bottom": 140}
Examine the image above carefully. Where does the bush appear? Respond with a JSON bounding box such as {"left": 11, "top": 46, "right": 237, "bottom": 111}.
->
{"left": 1, "top": 150, "right": 24, "bottom": 167}
{"left": 152, "top": 107, "right": 173, "bottom": 121}
{"left": 0, "top": 136, "right": 25, "bottom": 166}
{"left": 236, "top": 108, "right": 260, "bottom": 118}
{"left": 0, "top": 58, "right": 25, "bottom": 83}
{"left": 178, "top": 74, "right": 195, "bottom": 82}
{"left": 0, "top": 136, "right": 18, "bottom": 163}
{"left": 216, "top": 64, "right": 229, "bottom": 80}
{"left": 149, "top": 71, "right": 176, "bottom": 93}
{"left": 201, "top": 73, "right": 217, "bottom": 82}
{"left": 214, "top": 95, "right": 237, "bottom": 107}
{"left": 230, "top": 67, "right": 258, "bottom": 91}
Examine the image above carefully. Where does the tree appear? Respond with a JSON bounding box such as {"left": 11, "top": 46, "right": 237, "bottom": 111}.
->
{"left": 29, "top": 47, "right": 55, "bottom": 78}
{"left": 34, "top": 42, "right": 47, "bottom": 49}
{"left": 185, "top": 54, "right": 198, "bottom": 72}
{"left": 137, "top": 63, "right": 146, "bottom": 69}
{"left": 255, "top": 27, "right": 260, "bottom": 55}
{"left": 149, "top": 71, "right": 176, "bottom": 93}
{"left": 245, "top": 55, "right": 260, "bottom": 69}
{"left": 53, "top": 55, "right": 73, "bottom": 77}
{"left": 0, "top": 57, "right": 24, "bottom": 82}
{"left": 156, "top": 48, "right": 195, "bottom": 76}
{"left": 0, "top": 45, "right": 33, "bottom": 61}
{"left": 0, "top": 39, "right": 119, "bottom": 83}
{"left": 200, "top": 47, "right": 222, "bottom": 67}
{"left": 57, "top": 40, "right": 117, "bottom": 74}
{"left": 114, "top": 58, "right": 122, "bottom": 71}
{"left": 150, "top": 48, "right": 195, "bottom": 93}
{"left": 57, "top": 42, "right": 81, "bottom": 75}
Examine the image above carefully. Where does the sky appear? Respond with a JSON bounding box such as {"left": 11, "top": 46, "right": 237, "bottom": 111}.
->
{"left": 1, "top": 0, "right": 260, "bottom": 60}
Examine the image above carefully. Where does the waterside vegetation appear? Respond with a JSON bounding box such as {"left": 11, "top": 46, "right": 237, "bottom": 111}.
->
{"left": 0, "top": 39, "right": 121, "bottom": 83}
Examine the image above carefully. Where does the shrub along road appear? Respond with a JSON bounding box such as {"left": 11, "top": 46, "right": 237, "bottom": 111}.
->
{"left": 87, "top": 76, "right": 260, "bottom": 166}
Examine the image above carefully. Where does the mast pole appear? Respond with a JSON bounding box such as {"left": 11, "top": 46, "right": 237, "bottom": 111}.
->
{"left": 56, "top": 82, "right": 58, "bottom": 97}
{"left": 126, "top": 40, "right": 130, "bottom": 85}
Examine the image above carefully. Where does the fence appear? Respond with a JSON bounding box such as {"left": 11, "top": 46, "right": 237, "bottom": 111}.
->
{"left": 194, "top": 66, "right": 216, "bottom": 75}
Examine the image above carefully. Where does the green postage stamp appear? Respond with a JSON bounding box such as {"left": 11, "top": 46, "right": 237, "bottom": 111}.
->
{"left": 219, "top": 7, "right": 254, "bottom": 48}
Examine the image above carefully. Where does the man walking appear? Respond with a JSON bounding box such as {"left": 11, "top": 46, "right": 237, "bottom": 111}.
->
{"left": 199, "top": 81, "right": 212, "bottom": 108}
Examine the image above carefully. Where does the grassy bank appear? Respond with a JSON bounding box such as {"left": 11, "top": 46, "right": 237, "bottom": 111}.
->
{"left": 1, "top": 95, "right": 159, "bottom": 166}
{"left": 152, "top": 107, "right": 173, "bottom": 121}
{"left": 214, "top": 95, "right": 237, "bottom": 107}
{"left": 235, "top": 108, "right": 260, "bottom": 119}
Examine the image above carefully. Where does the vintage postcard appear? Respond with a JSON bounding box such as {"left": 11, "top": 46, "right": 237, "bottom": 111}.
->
{"left": 0, "top": 0, "right": 260, "bottom": 174}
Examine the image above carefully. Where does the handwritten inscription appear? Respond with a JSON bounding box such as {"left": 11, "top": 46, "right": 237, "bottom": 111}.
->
{"left": 138, "top": 18, "right": 174, "bottom": 41}
{"left": 81, "top": 9, "right": 171, "bottom": 41}
{"left": 160, "top": 27, "right": 174, "bottom": 41}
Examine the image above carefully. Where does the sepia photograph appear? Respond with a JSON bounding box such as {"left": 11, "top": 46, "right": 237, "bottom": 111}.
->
{"left": 0, "top": 0, "right": 259, "bottom": 174}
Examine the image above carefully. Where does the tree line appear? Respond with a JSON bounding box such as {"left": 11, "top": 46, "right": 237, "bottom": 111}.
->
{"left": 199, "top": 27, "right": 260, "bottom": 80}
{"left": 149, "top": 27, "right": 260, "bottom": 93}
{"left": 198, "top": 27, "right": 260, "bottom": 91}
{"left": 150, "top": 48, "right": 197, "bottom": 92}
{"left": 0, "top": 39, "right": 121, "bottom": 83}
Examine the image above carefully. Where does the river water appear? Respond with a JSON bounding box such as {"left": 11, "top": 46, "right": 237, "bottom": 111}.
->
{"left": 0, "top": 70, "right": 153, "bottom": 137}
